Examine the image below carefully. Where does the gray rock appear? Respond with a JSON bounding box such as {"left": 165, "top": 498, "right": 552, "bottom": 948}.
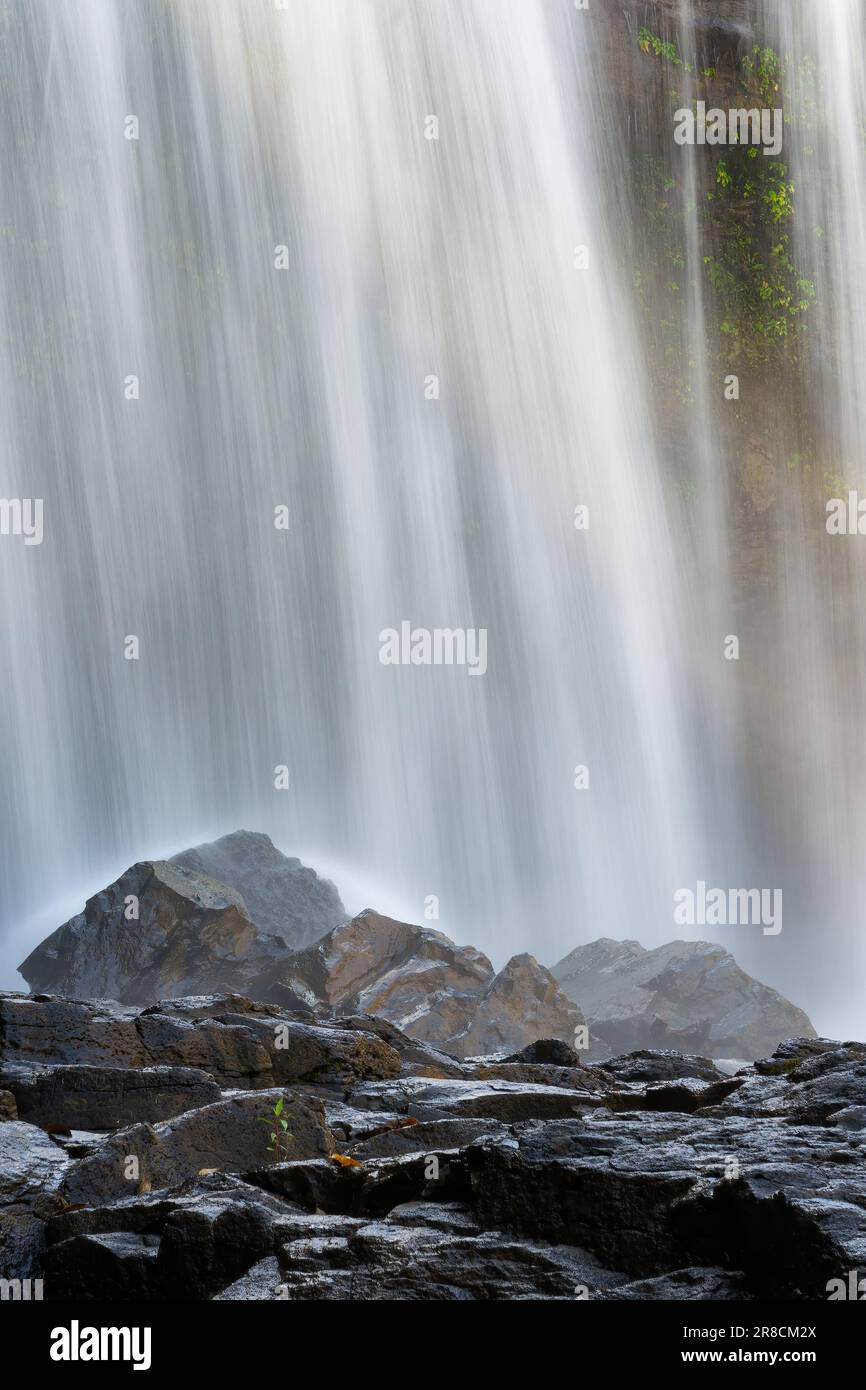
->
{"left": 0, "top": 1205, "right": 47, "bottom": 1280}
{"left": 0, "top": 1121, "right": 68, "bottom": 1203}
{"left": 446, "top": 955, "right": 586, "bottom": 1059}
{"left": 59, "top": 1090, "right": 334, "bottom": 1205}
{"left": 0, "top": 994, "right": 400, "bottom": 1091}
{"left": 3, "top": 1064, "right": 221, "bottom": 1130}
{"left": 274, "top": 1220, "right": 623, "bottom": 1300}
{"left": 348, "top": 1117, "right": 508, "bottom": 1160}
{"left": 170, "top": 829, "right": 345, "bottom": 950}
{"left": 603, "top": 1266, "right": 753, "bottom": 1300}
{"left": 552, "top": 938, "right": 815, "bottom": 1061}
{"left": 600, "top": 1049, "right": 725, "bottom": 1083}
{"left": 829, "top": 1107, "right": 866, "bottom": 1133}
{"left": 216, "top": 1255, "right": 285, "bottom": 1300}
{"left": 42, "top": 1232, "right": 160, "bottom": 1300}
{"left": 283, "top": 914, "right": 585, "bottom": 1057}
{"left": 281, "top": 911, "right": 494, "bottom": 1041}
{"left": 248, "top": 1149, "right": 470, "bottom": 1217}
{"left": 465, "top": 1108, "right": 866, "bottom": 1296}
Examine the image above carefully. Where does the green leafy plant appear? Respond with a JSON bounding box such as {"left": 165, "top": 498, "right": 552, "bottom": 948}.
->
{"left": 637, "top": 26, "right": 686, "bottom": 69}
{"left": 257, "top": 1096, "right": 294, "bottom": 1163}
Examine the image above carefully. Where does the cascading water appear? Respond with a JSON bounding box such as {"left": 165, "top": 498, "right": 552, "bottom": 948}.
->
{"left": 0, "top": 0, "right": 859, "bottom": 1036}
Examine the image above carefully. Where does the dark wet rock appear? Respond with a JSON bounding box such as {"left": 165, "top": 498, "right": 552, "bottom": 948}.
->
{"left": 643, "top": 1076, "right": 745, "bottom": 1114}
{"left": 600, "top": 1049, "right": 725, "bottom": 1083}
{"left": 205, "top": 1015, "right": 401, "bottom": 1085}
{"left": 0, "top": 1121, "right": 68, "bottom": 1203}
{"left": 405, "top": 1079, "right": 602, "bottom": 1123}
{"left": 0, "top": 1089, "right": 17, "bottom": 1120}
{"left": 42, "top": 1175, "right": 301, "bottom": 1301}
{"left": 248, "top": 1149, "right": 470, "bottom": 1217}
{"left": 829, "top": 1107, "right": 866, "bottom": 1134}
{"left": 0, "top": 994, "right": 399, "bottom": 1092}
{"left": 216, "top": 1255, "right": 285, "bottom": 1300}
{"left": 603, "top": 1267, "right": 753, "bottom": 1300}
{"left": 5, "top": 973, "right": 862, "bottom": 1303}
{"left": 348, "top": 1117, "right": 508, "bottom": 1160}
{"left": 466, "top": 1108, "right": 866, "bottom": 1297}
{"left": 42, "top": 1232, "right": 160, "bottom": 1300}
{"left": 46, "top": 1173, "right": 294, "bottom": 1244}
{"left": 0, "top": 994, "right": 144, "bottom": 1069}
{"left": 272, "top": 1218, "right": 624, "bottom": 1300}
{"left": 463, "top": 1061, "right": 599, "bottom": 1090}
{"left": 753, "top": 1037, "right": 850, "bottom": 1074}
{"left": 385, "top": 1201, "right": 481, "bottom": 1235}
{"left": 553, "top": 938, "right": 816, "bottom": 1061}
{"left": 59, "top": 1090, "right": 333, "bottom": 1206}
{"left": 505, "top": 1039, "right": 581, "bottom": 1066}
{"left": 786, "top": 1066, "right": 866, "bottom": 1125}
{"left": 2, "top": 1064, "right": 221, "bottom": 1130}
{"left": 0, "top": 1206, "right": 47, "bottom": 1280}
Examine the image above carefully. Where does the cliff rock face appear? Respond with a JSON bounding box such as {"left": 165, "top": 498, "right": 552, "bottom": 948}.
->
{"left": 552, "top": 938, "right": 816, "bottom": 1061}
{"left": 283, "top": 913, "right": 585, "bottom": 1057}
{"left": 17, "top": 832, "right": 345, "bottom": 1005}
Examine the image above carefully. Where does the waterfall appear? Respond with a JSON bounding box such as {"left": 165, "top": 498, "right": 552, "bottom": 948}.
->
{"left": 0, "top": 0, "right": 857, "bottom": 1034}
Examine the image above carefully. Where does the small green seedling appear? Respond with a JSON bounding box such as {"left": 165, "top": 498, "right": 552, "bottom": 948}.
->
{"left": 257, "top": 1096, "right": 293, "bottom": 1163}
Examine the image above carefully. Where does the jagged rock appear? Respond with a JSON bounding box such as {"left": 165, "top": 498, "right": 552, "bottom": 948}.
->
{"left": 465, "top": 1108, "right": 866, "bottom": 1296}
{"left": 754, "top": 1039, "right": 866, "bottom": 1079}
{"left": 334, "top": 1015, "right": 466, "bottom": 1078}
{"left": 0, "top": 994, "right": 399, "bottom": 1091}
{"left": 248, "top": 1149, "right": 470, "bottom": 1216}
{"left": 0, "top": 1121, "right": 68, "bottom": 1203}
{"left": 170, "top": 830, "right": 345, "bottom": 950}
{"left": 281, "top": 911, "right": 494, "bottom": 1038}
{"left": 269, "top": 1214, "right": 625, "bottom": 1300}
{"left": 553, "top": 938, "right": 815, "bottom": 1061}
{"left": 446, "top": 955, "right": 585, "bottom": 1059}
{"left": 385, "top": 1201, "right": 481, "bottom": 1234}
{"left": 42, "top": 1232, "right": 160, "bottom": 1300}
{"left": 0, "top": 995, "right": 144, "bottom": 1068}
{"left": 217, "top": 1256, "right": 285, "bottom": 1300}
{"left": 404, "top": 1079, "right": 603, "bottom": 1123}
{"left": 0, "top": 1206, "right": 47, "bottom": 1280}
{"left": 506, "top": 1039, "right": 581, "bottom": 1066}
{"left": 644, "top": 1076, "right": 744, "bottom": 1113}
{"left": 2, "top": 1064, "right": 221, "bottom": 1130}
{"left": 603, "top": 1267, "right": 753, "bottom": 1300}
{"left": 5, "top": 969, "right": 863, "bottom": 1302}
{"left": 463, "top": 1061, "right": 596, "bottom": 1090}
{"left": 600, "top": 1049, "right": 725, "bottom": 1083}
{"left": 283, "top": 913, "right": 584, "bottom": 1056}
{"left": 17, "top": 832, "right": 343, "bottom": 1005}
{"left": 829, "top": 1107, "right": 866, "bottom": 1134}
{"left": 348, "top": 1117, "right": 508, "bottom": 1160}
{"left": 59, "top": 1090, "right": 334, "bottom": 1205}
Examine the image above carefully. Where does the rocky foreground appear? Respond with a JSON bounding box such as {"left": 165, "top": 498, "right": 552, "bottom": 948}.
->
{"left": 1, "top": 991, "right": 864, "bottom": 1301}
